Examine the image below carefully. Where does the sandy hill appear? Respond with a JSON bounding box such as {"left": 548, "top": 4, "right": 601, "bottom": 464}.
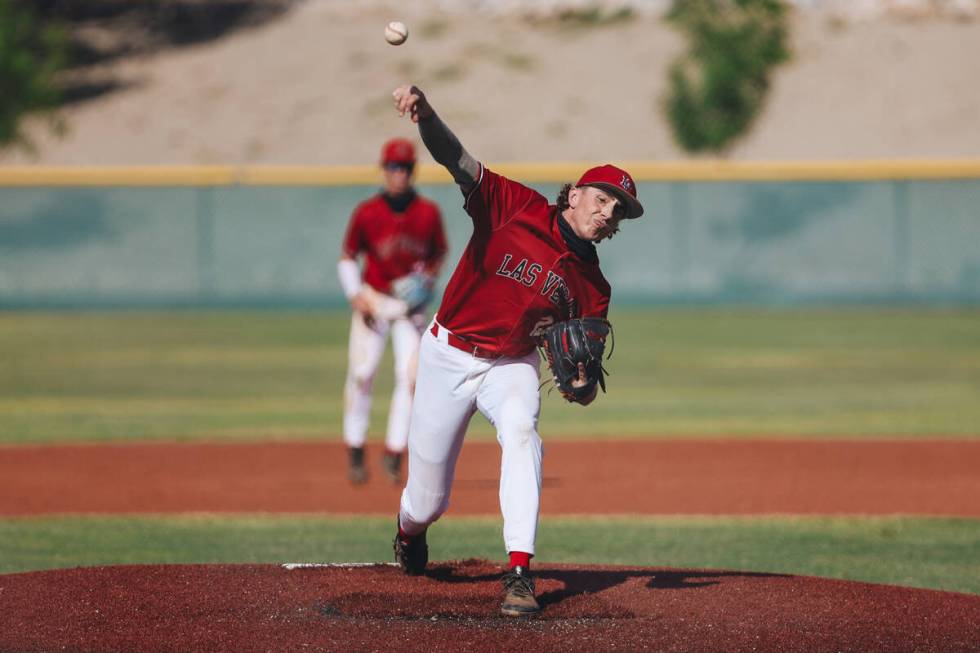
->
{"left": 2, "top": 2, "right": 979, "bottom": 166}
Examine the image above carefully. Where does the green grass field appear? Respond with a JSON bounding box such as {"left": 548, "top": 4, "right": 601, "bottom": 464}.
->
{"left": 1, "top": 308, "right": 978, "bottom": 443}
{"left": 1, "top": 515, "right": 977, "bottom": 595}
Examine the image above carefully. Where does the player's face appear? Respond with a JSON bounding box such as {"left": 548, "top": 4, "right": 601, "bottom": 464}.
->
{"left": 382, "top": 162, "right": 414, "bottom": 195}
{"left": 566, "top": 186, "right": 624, "bottom": 242}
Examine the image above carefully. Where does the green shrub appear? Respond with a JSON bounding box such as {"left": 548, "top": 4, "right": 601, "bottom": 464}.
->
{"left": 664, "top": 0, "right": 790, "bottom": 153}
{"left": 0, "top": 2, "right": 67, "bottom": 149}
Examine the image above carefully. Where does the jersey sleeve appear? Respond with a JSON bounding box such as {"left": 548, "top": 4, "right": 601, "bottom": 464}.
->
{"left": 341, "top": 205, "right": 365, "bottom": 258}
{"left": 464, "top": 165, "right": 542, "bottom": 231}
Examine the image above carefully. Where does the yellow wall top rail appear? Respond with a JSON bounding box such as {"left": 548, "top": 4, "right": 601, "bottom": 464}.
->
{"left": 1, "top": 160, "right": 980, "bottom": 186}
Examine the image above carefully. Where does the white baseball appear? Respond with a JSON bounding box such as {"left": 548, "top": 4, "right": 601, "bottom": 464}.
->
{"left": 384, "top": 21, "right": 408, "bottom": 46}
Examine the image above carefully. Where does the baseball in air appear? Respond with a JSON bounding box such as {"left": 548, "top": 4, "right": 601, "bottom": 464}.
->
{"left": 385, "top": 21, "right": 408, "bottom": 46}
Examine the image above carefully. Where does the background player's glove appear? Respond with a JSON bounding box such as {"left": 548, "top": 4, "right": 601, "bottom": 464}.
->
{"left": 391, "top": 272, "right": 434, "bottom": 313}
{"left": 540, "top": 317, "right": 613, "bottom": 403}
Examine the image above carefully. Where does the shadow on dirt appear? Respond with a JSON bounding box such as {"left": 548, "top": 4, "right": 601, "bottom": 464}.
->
{"left": 540, "top": 568, "right": 788, "bottom": 608}
{"left": 33, "top": 0, "right": 297, "bottom": 106}
{"left": 58, "top": 78, "right": 141, "bottom": 107}
{"left": 427, "top": 562, "right": 788, "bottom": 610}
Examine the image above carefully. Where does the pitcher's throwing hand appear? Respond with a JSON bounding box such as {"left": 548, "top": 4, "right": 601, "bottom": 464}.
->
{"left": 393, "top": 85, "right": 434, "bottom": 123}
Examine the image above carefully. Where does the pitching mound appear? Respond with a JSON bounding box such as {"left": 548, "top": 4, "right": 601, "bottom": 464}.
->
{"left": 2, "top": 560, "right": 977, "bottom": 653}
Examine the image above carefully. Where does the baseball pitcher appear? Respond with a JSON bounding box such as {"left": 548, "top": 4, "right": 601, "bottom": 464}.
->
{"left": 337, "top": 138, "right": 448, "bottom": 485}
{"left": 389, "top": 84, "right": 644, "bottom": 617}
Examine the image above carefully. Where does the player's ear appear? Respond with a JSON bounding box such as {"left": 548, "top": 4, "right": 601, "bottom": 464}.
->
{"left": 568, "top": 186, "right": 581, "bottom": 209}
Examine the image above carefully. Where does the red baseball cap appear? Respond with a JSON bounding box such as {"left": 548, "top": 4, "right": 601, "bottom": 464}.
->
{"left": 380, "top": 138, "right": 416, "bottom": 165}
{"left": 576, "top": 164, "right": 644, "bottom": 219}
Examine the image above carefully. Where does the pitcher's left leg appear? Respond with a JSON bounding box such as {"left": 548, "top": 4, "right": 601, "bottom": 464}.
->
{"left": 476, "top": 352, "right": 543, "bottom": 556}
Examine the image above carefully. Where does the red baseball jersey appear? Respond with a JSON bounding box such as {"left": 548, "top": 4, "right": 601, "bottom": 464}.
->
{"left": 436, "top": 166, "right": 611, "bottom": 358}
{"left": 342, "top": 193, "right": 448, "bottom": 293}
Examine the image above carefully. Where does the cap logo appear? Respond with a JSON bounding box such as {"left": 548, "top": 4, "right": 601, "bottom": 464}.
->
{"left": 620, "top": 175, "right": 632, "bottom": 192}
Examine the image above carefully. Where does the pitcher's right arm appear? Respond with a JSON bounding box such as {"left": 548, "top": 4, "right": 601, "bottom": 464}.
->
{"left": 392, "top": 84, "right": 480, "bottom": 195}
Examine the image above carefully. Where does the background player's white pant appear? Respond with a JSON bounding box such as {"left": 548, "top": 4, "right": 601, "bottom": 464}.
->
{"left": 399, "top": 323, "right": 543, "bottom": 556}
{"left": 343, "top": 311, "right": 424, "bottom": 452}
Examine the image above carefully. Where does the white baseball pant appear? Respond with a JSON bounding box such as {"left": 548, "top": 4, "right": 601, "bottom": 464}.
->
{"left": 398, "top": 320, "right": 543, "bottom": 556}
{"left": 342, "top": 307, "right": 425, "bottom": 453}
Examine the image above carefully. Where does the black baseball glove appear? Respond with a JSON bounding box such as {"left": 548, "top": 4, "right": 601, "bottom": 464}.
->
{"left": 539, "top": 317, "right": 613, "bottom": 403}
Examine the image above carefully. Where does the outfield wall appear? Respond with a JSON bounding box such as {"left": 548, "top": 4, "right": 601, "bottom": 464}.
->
{"left": 1, "top": 162, "right": 978, "bottom": 307}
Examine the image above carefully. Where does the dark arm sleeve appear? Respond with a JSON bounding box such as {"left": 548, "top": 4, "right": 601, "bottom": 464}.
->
{"left": 418, "top": 113, "right": 480, "bottom": 193}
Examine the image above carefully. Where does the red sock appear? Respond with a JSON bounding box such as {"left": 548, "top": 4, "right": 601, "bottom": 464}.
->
{"left": 509, "top": 551, "right": 532, "bottom": 569}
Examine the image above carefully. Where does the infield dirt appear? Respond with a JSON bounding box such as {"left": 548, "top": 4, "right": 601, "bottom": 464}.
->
{"left": 2, "top": 439, "right": 978, "bottom": 516}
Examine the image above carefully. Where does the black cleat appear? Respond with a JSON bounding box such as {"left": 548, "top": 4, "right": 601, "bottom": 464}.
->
{"left": 348, "top": 447, "right": 367, "bottom": 485}
{"left": 393, "top": 521, "right": 428, "bottom": 575}
{"left": 382, "top": 451, "right": 403, "bottom": 484}
{"left": 500, "top": 566, "right": 540, "bottom": 617}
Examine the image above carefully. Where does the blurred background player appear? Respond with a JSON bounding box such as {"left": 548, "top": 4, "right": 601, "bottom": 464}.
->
{"left": 337, "top": 138, "right": 448, "bottom": 485}
{"left": 390, "top": 84, "right": 645, "bottom": 617}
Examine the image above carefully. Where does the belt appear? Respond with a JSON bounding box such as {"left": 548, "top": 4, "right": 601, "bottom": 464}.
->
{"left": 430, "top": 322, "right": 495, "bottom": 359}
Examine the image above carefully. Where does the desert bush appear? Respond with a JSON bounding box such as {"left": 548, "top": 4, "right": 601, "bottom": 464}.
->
{"left": 664, "top": 0, "right": 789, "bottom": 154}
{"left": 0, "top": 2, "right": 67, "bottom": 148}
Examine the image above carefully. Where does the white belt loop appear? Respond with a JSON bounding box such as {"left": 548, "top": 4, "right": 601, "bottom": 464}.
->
{"left": 432, "top": 318, "right": 449, "bottom": 344}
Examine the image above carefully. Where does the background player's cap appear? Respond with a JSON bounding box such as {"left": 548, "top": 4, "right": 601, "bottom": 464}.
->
{"left": 381, "top": 138, "right": 416, "bottom": 166}
{"left": 576, "top": 164, "right": 644, "bottom": 219}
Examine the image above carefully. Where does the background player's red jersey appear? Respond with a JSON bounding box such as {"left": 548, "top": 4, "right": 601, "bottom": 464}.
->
{"left": 342, "top": 193, "right": 448, "bottom": 293}
{"left": 436, "top": 167, "right": 611, "bottom": 358}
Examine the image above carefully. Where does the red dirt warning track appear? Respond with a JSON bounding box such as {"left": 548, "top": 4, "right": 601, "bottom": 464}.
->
{"left": 2, "top": 439, "right": 978, "bottom": 516}
{"left": 1, "top": 561, "right": 977, "bottom": 653}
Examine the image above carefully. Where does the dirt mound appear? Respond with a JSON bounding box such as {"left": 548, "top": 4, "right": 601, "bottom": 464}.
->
{"left": 2, "top": 560, "right": 977, "bottom": 652}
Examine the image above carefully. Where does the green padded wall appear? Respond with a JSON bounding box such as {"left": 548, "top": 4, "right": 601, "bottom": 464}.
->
{"left": 1, "top": 179, "right": 977, "bottom": 307}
